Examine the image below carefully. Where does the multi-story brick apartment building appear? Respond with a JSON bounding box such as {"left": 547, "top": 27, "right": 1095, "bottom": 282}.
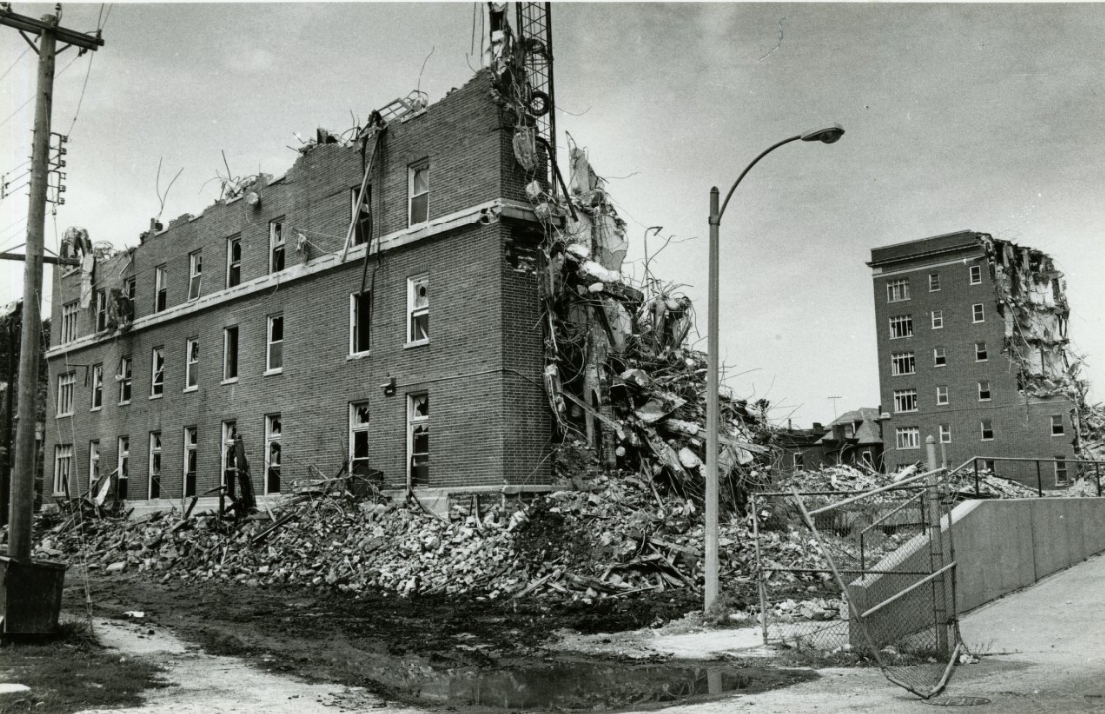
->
{"left": 43, "top": 70, "right": 552, "bottom": 511}
{"left": 869, "top": 230, "right": 1079, "bottom": 486}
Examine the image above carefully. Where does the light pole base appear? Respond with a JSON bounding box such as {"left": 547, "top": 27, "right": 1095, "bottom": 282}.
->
{"left": 0, "top": 555, "right": 67, "bottom": 636}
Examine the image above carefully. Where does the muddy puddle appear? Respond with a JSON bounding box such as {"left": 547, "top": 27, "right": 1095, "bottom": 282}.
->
{"left": 365, "top": 659, "right": 816, "bottom": 710}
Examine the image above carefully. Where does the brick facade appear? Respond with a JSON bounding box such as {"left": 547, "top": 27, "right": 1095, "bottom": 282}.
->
{"left": 870, "top": 230, "right": 1076, "bottom": 486}
{"left": 44, "top": 70, "right": 552, "bottom": 505}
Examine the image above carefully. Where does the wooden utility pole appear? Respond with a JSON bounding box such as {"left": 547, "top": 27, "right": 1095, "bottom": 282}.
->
{"left": 1, "top": 4, "right": 103, "bottom": 562}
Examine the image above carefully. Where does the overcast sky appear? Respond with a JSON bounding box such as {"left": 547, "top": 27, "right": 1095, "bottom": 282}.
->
{"left": 2, "top": 2, "right": 1104, "bottom": 427}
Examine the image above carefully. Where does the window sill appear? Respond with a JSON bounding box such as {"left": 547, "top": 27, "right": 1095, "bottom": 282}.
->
{"left": 221, "top": 377, "right": 239, "bottom": 385}
{"left": 118, "top": 401, "right": 131, "bottom": 407}
{"left": 149, "top": 394, "right": 164, "bottom": 401}
{"left": 934, "top": 364, "right": 946, "bottom": 368}
{"left": 347, "top": 351, "right": 371, "bottom": 361}
{"left": 1052, "top": 433, "right": 1066, "bottom": 437}
{"left": 976, "top": 359, "right": 988, "bottom": 363}
{"left": 404, "top": 340, "right": 429, "bottom": 350}
{"left": 183, "top": 386, "right": 198, "bottom": 393}
{"left": 978, "top": 398, "right": 991, "bottom": 402}
{"left": 932, "top": 326, "right": 943, "bottom": 330}
{"left": 56, "top": 413, "right": 73, "bottom": 419}
{"left": 898, "top": 446, "right": 921, "bottom": 450}
{"left": 90, "top": 406, "right": 102, "bottom": 413}
{"left": 937, "top": 402, "right": 949, "bottom": 407}
{"left": 264, "top": 368, "right": 284, "bottom": 376}
{"left": 888, "top": 336, "right": 913, "bottom": 340}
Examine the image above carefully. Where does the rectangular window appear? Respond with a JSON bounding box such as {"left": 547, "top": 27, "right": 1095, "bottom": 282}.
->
{"left": 56, "top": 372, "right": 75, "bottom": 416}
{"left": 266, "top": 315, "right": 284, "bottom": 372}
{"left": 1055, "top": 457, "right": 1069, "bottom": 487}
{"left": 886, "top": 278, "right": 910, "bottom": 303}
{"left": 151, "top": 347, "right": 165, "bottom": 397}
{"left": 188, "top": 250, "right": 203, "bottom": 300}
{"left": 95, "top": 289, "right": 107, "bottom": 331}
{"left": 265, "top": 414, "right": 282, "bottom": 494}
{"left": 350, "top": 291, "right": 372, "bottom": 355}
{"left": 975, "top": 341, "right": 988, "bottom": 361}
{"left": 929, "top": 273, "right": 941, "bottom": 292}
{"left": 222, "top": 421, "right": 238, "bottom": 490}
{"left": 61, "top": 301, "right": 78, "bottom": 343}
{"left": 118, "top": 357, "right": 132, "bottom": 404}
{"left": 893, "top": 389, "right": 918, "bottom": 413}
{"left": 933, "top": 347, "right": 947, "bottom": 367}
{"left": 978, "top": 380, "right": 991, "bottom": 401}
{"left": 350, "top": 402, "right": 371, "bottom": 479}
{"left": 890, "top": 351, "right": 915, "bottom": 376}
{"left": 149, "top": 431, "right": 162, "bottom": 500}
{"left": 981, "top": 419, "right": 994, "bottom": 441}
{"left": 895, "top": 427, "right": 920, "bottom": 450}
{"left": 408, "top": 393, "right": 429, "bottom": 486}
{"left": 155, "top": 265, "right": 167, "bottom": 313}
{"left": 269, "top": 219, "right": 285, "bottom": 273}
{"left": 53, "top": 444, "right": 73, "bottom": 496}
{"left": 88, "top": 440, "right": 101, "bottom": 491}
{"left": 936, "top": 385, "right": 949, "bottom": 405}
{"left": 185, "top": 338, "right": 199, "bottom": 390}
{"left": 939, "top": 424, "right": 951, "bottom": 443}
{"left": 972, "top": 303, "right": 985, "bottom": 323}
{"left": 407, "top": 276, "right": 429, "bottom": 344}
{"left": 792, "top": 452, "right": 804, "bottom": 469}
{"left": 408, "top": 163, "right": 429, "bottom": 226}
{"left": 970, "top": 265, "right": 982, "bottom": 285}
{"left": 226, "top": 235, "right": 242, "bottom": 288}
{"left": 351, "top": 185, "right": 372, "bottom": 246}
{"left": 1051, "top": 415, "right": 1065, "bottom": 436}
{"left": 184, "top": 426, "right": 198, "bottom": 498}
{"left": 124, "top": 276, "right": 136, "bottom": 301}
{"left": 117, "top": 436, "right": 130, "bottom": 500}
{"left": 889, "top": 315, "right": 913, "bottom": 339}
{"left": 223, "top": 326, "right": 239, "bottom": 381}
{"left": 90, "top": 363, "right": 103, "bottom": 410}
{"left": 931, "top": 310, "right": 943, "bottom": 329}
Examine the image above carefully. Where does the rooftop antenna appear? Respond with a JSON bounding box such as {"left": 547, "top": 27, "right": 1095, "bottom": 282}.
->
{"left": 827, "top": 396, "right": 841, "bottom": 420}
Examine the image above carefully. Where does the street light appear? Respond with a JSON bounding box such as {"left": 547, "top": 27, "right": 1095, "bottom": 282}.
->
{"left": 704, "top": 124, "right": 845, "bottom": 613}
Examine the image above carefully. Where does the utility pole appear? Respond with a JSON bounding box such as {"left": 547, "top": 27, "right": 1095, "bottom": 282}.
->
{"left": 1, "top": 4, "right": 102, "bottom": 565}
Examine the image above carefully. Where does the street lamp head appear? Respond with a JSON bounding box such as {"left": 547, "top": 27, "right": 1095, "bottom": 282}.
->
{"left": 800, "top": 124, "right": 845, "bottom": 144}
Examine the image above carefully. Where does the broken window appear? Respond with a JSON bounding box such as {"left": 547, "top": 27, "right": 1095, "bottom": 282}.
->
{"left": 972, "top": 303, "right": 985, "bottom": 323}
{"left": 888, "top": 315, "right": 913, "bottom": 339}
{"left": 184, "top": 338, "right": 199, "bottom": 390}
{"left": 184, "top": 426, "right": 198, "bottom": 498}
{"left": 95, "top": 289, "right": 107, "bottom": 331}
{"left": 151, "top": 347, "right": 165, "bottom": 397}
{"left": 89, "top": 440, "right": 100, "bottom": 491}
{"left": 939, "top": 424, "right": 951, "bottom": 443}
{"left": 929, "top": 273, "right": 941, "bottom": 292}
{"left": 118, "top": 357, "right": 132, "bottom": 404}
{"left": 886, "top": 278, "right": 910, "bottom": 303}
{"left": 222, "top": 421, "right": 237, "bottom": 490}
{"left": 408, "top": 163, "right": 429, "bottom": 226}
{"left": 61, "top": 301, "right": 78, "bottom": 343}
{"left": 408, "top": 393, "right": 429, "bottom": 486}
{"left": 188, "top": 250, "right": 202, "bottom": 300}
{"left": 53, "top": 444, "right": 72, "bottom": 496}
{"left": 1051, "top": 415, "right": 1064, "bottom": 436}
{"left": 269, "top": 219, "right": 285, "bottom": 273}
{"left": 267, "top": 315, "right": 284, "bottom": 372}
{"left": 351, "top": 185, "right": 372, "bottom": 246}
{"left": 931, "top": 310, "right": 943, "bottom": 329}
{"left": 149, "top": 431, "right": 162, "bottom": 500}
{"left": 265, "top": 414, "right": 282, "bottom": 494}
{"left": 118, "top": 436, "right": 130, "bottom": 500}
{"left": 980, "top": 419, "right": 994, "bottom": 441}
{"left": 936, "top": 385, "right": 949, "bottom": 405}
{"left": 57, "top": 372, "right": 75, "bottom": 416}
{"left": 890, "top": 351, "right": 915, "bottom": 376}
{"left": 155, "top": 265, "right": 168, "bottom": 313}
{"left": 226, "top": 234, "right": 242, "bottom": 288}
{"left": 350, "top": 291, "right": 372, "bottom": 355}
{"left": 895, "top": 427, "right": 920, "bottom": 450}
{"left": 792, "top": 452, "right": 803, "bottom": 469}
{"left": 933, "top": 347, "right": 947, "bottom": 367}
{"left": 124, "top": 276, "right": 136, "bottom": 301}
{"left": 223, "top": 326, "right": 239, "bottom": 381}
{"left": 91, "top": 363, "right": 103, "bottom": 410}
{"left": 978, "top": 380, "right": 991, "bottom": 401}
{"left": 969, "top": 265, "right": 982, "bottom": 285}
{"left": 893, "top": 389, "right": 918, "bottom": 413}
{"left": 975, "top": 341, "right": 988, "bottom": 361}
{"left": 407, "top": 276, "right": 429, "bottom": 344}
{"left": 1054, "top": 457, "right": 1069, "bottom": 487}
{"left": 350, "top": 402, "right": 370, "bottom": 479}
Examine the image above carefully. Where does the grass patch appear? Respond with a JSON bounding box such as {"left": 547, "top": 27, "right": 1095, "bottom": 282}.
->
{"left": 0, "top": 620, "right": 166, "bottom": 714}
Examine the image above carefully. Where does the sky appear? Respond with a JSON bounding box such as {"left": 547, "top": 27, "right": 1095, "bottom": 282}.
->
{"left": 2, "top": 2, "right": 1104, "bottom": 428}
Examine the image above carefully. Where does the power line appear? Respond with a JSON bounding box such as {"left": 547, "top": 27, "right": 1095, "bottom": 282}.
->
{"left": 0, "top": 45, "right": 31, "bottom": 82}
{"left": 66, "top": 52, "right": 95, "bottom": 136}
{"left": 0, "top": 53, "right": 81, "bottom": 131}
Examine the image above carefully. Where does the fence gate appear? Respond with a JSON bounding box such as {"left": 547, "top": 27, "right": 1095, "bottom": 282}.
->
{"left": 751, "top": 467, "right": 963, "bottom": 699}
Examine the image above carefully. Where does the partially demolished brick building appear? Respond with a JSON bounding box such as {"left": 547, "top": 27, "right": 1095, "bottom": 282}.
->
{"left": 44, "top": 70, "right": 554, "bottom": 509}
{"left": 870, "top": 230, "right": 1101, "bottom": 484}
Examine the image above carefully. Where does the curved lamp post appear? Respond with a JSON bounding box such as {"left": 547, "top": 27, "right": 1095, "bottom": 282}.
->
{"left": 704, "top": 124, "right": 845, "bottom": 612}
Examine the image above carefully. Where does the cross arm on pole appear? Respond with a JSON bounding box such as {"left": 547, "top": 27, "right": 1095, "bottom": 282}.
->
{"left": 0, "top": 9, "right": 104, "bottom": 51}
